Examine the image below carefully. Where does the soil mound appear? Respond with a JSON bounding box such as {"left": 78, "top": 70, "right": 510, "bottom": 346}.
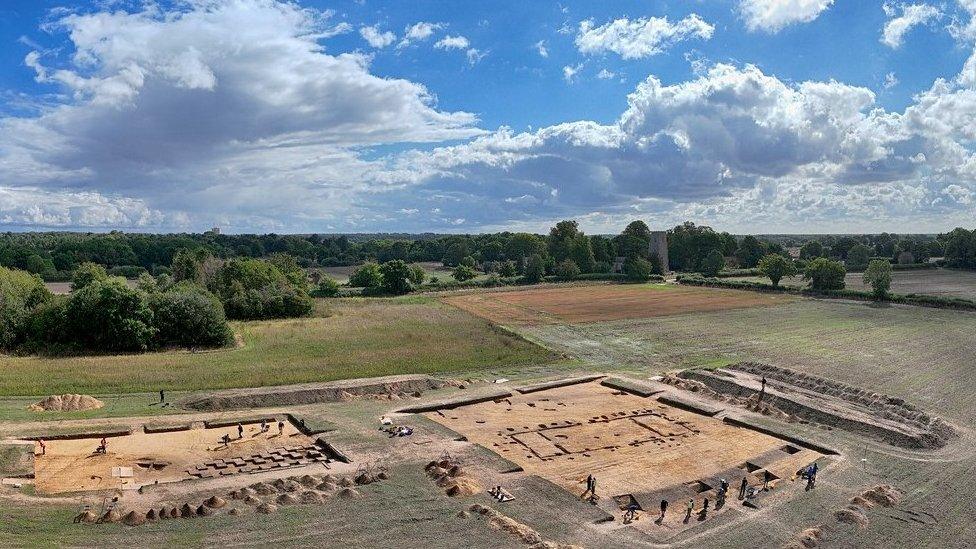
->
{"left": 463, "top": 504, "right": 580, "bottom": 549}
{"left": 29, "top": 394, "right": 104, "bottom": 412}
{"left": 180, "top": 503, "right": 197, "bottom": 518}
{"left": 74, "top": 510, "right": 97, "bottom": 523}
{"left": 339, "top": 477, "right": 355, "bottom": 487}
{"left": 123, "top": 511, "right": 146, "bottom": 526}
{"left": 446, "top": 477, "right": 483, "bottom": 497}
{"left": 276, "top": 493, "right": 300, "bottom": 505}
{"left": 337, "top": 487, "right": 361, "bottom": 499}
{"left": 297, "top": 474, "right": 319, "bottom": 488}
{"left": 251, "top": 482, "right": 276, "bottom": 496}
{"left": 232, "top": 487, "right": 256, "bottom": 500}
{"left": 196, "top": 504, "right": 213, "bottom": 516}
{"left": 860, "top": 485, "right": 902, "bottom": 507}
{"left": 283, "top": 480, "right": 302, "bottom": 492}
{"left": 244, "top": 495, "right": 262, "bottom": 506}
{"left": 228, "top": 508, "right": 242, "bottom": 516}
{"left": 317, "top": 481, "right": 337, "bottom": 492}
{"left": 355, "top": 472, "right": 375, "bottom": 485}
{"left": 301, "top": 491, "right": 325, "bottom": 504}
{"left": 158, "top": 506, "right": 171, "bottom": 519}
{"left": 145, "top": 509, "right": 159, "bottom": 521}
{"left": 98, "top": 508, "right": 123, "bottom": 524}
{"left": 256, "top": 503, "right": 277, "bottom": 514}
{"left": 833, "top": 506, "right": 869, "bottom": 528}
{"left": 204, "top": 496, "right": 227, "bottom": 509}
{"left": 169, "top": 507, "right": 179, "bottom": 518}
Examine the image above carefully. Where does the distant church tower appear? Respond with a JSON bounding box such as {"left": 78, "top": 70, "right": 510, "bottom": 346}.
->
{"left": 649, "top": 231, "right": 669, "bottom": 273}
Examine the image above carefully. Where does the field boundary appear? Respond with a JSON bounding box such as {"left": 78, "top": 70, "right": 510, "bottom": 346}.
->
{"left": 515, "top": 374, "right": 605, "bottom": 394}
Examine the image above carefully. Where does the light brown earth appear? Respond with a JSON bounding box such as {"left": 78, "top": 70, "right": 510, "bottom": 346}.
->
{"left": 441, "top": 284, "right": 792, "bottom": 325}
{"left": 31, "top": 421, "right": 311, "bottom": 494}
{"left": 424, "top": 382, "right": 822, "bottom": 519}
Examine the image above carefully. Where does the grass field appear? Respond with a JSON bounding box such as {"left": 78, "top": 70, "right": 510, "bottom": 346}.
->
{"left": 728, "top": 267, "right": 976, "bottom": 300}
{"left": 0, "top": 297, "right": 559, "bottom": 397}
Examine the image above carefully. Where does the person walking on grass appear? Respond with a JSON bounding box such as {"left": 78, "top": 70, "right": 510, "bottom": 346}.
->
{"left": 159, "top": 389, "right": 165, "bottom": 404}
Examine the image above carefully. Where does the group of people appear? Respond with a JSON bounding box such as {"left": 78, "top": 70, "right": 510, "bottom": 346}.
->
{"left": 219, "top": 420, "right": 285, "bottom": 447}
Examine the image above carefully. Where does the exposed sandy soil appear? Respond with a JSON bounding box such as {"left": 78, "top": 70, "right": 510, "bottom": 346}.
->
{"left": 31, "top": 421, "right": 312, "bottom": 494}
{"left": 442, "top": 284, "right": 792, "bottom": 325}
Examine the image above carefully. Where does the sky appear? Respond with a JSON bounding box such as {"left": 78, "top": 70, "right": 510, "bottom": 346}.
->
{"left": 1, "top": 0, "right": 976, "bottom": 235}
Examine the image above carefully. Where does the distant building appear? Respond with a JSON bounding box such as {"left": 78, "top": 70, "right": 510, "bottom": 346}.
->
{"left": 649, "top": 231, "right": 669, "bottom": 273}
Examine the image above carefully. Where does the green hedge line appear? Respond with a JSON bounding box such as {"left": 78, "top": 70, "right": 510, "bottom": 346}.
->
{"left": 677, "top": 275, "right": 976, "bottom": 311}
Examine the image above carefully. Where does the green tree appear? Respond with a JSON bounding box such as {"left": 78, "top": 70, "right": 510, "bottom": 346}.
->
{"left": 862, "top": 259, "right": 892, "bottom": 299}
{"left": 803, "top": 258, "right": 846, "bottom": 292}
{"left": 150, "top": 285, "right": 231, "bottom": 348}
{"left": 379, "top": 260, "right": 413, "bottom": 294}
{"left": 136, "top": 272, "right": 159, "bottom": 293}
{"left": 209, "top": 258, "right": 313, "bottom": 320}
{"left": 0, "top": 267, "right": 52, "bottom": 350}
{"left": 700, "top": 249, "right": 726, "bottom": 277}
{"left": 846, "top": 244, "right": 873, "bottom": 271}
{"left": 318, "top": 276, "right": 341, "bottom": 297}
{"left": 408, "top": 265, "right": 426, "bottom": 286}
{"left": 71, "top": 262, "right": 109, "bottom": 292}
{"left": 555, "top": 259, "right": 580, "bottom": 279}
{"left": 548, "top": 220, "right": 582, "bottom": 262}
{"left": 623, "top": 256, "right": 653, "bottom": 282}
{"left": 569, "top": 236, "right": 595, "bottom": 273}
{"left": 757, "top": 254, "right": 797, "bottom": 287}
{"left": 349, "top": 263, "right": 383, "bottom": 288}
{"left": 498, "top": 261, "right": 517, "bottom": 277}
{"left": 524, "top": 254, "right": 546, "bottom": 283}
{"left": 799, "top": 240, "right": 824, "bottom": 260}
{"left": 504, "top": 233, "right": 546, "bottom": 267}
{"left": 171, "top": 249, "right": 203, "bottom": 284}
{"left": 64, "top": 278, "right": 156, "bottom": 352}
{"left": 735, "top": 236, "right": 766, "bottom": 268}
{"left": 452, "top": 264, "right": 477, "bottom": 282}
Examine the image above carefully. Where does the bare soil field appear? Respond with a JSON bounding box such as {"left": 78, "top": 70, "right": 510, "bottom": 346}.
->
{"left": 442, "top": 283, "right": 792, "bottom": 324}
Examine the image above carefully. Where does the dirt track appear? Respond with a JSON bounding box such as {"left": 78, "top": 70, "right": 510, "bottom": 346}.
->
{"left": 442, "top": 284, "right": 791, "bottom": 325}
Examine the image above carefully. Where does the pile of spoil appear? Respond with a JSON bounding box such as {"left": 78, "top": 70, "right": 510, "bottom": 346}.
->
{"left": 425, "top": 458, "right": 483, "bottom": 497}
{"left": 29, "top": 394, "right": 104, "bottom": 412}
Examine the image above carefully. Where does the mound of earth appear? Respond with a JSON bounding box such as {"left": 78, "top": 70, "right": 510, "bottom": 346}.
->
{"left": 276, "top": 493, "right": 300, "bottom": 505}
{"left": 180, "top": 503, "right": 197, "bottom": 518}
{"left": 123, "top": 511, "right": 146, "bottom": 526}
{"left": 29, "top": 394, "right": 104, "bottom": 412}
{"left": 317, "top": 481, "right": 337, "bottom": 492}
{"left": 337, "top": 487, "right": 361, "bottom": 499}
{"left": 426, "top": 457, "right": 482, "bottom": 496}
{"left": 98, "top": 508, "right": 123, "bottom": 524}
{"left": 145, "top": 509, "right": 159, "bottom": 521}
{"left": 296, "top": 474, "right": 319, "bottom": 488}
{"left": 196, "top": 504, "right": 213, "bottom": 516}
{"left": 834, "top": 507, "right": 869, "bottom": 528}
{"left": 251, "top": 482, "right": 276, "bottom": 496}
{"left": 244, "top": 495, "right": 262, "bottom": 506}
{"left": 228, "top": 508, "right": 241, "bottom": 516}
{"left": 464, "top": 504, "right": 581, "bottom": 549}
{"left": 73, "top": 510, "right": 97, "bottom": 523}
{"left": 859, "top": 485, "right": 902, "bottom": 507}
{"left": 301, "top": 491, "right": 325, "bottom": 504}
{"left": 784, "top": 527, "right": 824, "bottom": 548}
{"left": 446, "top": 477, "right": 483, "bottom": 497}
{"left": 256, "top": 503, "right": 277, "bottom": 514}
{"left": 232, "top": 487, "right": 256, "bottom": 500}
{"left": 204, "top": 496, "right": 227, "bottom": 509}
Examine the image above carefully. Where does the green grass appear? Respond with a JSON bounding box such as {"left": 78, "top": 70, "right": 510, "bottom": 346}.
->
{"left": 0, "top": 298, "right": 558, "bottom": 397}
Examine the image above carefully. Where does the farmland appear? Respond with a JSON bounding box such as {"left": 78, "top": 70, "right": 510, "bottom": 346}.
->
{"left": 728, "top": 267, "right": 976, "bottom": 301}
{"left": 0, "top": 297, "right": 559, "bottom": 397}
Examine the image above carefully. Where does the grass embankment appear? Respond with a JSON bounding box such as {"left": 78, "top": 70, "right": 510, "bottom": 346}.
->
{"left": 0, "top": 297, "right": 560, "bottom": 397}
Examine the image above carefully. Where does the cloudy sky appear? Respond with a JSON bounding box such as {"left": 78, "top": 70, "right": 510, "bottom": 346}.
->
{"left": 1, "top": 0, "right": 975, "bottom": 234}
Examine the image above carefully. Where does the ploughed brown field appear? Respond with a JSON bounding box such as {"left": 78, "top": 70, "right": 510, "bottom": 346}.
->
{"left": 441, "top": 284, "right": 792, "bottom": 325}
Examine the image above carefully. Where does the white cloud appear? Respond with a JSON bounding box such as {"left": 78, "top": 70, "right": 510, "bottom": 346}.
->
{"left": 739, "top": 0, "right": 834, "bottom": 33}
{"left": 576, "top": 15, "right": 714, "bottom": 59}
{"left": 360, "top": 24, "right": 396, "bottom": 48}
{"left": 1, "top": 0, "right": 482, "bottom": 231}
{"left": 398, "top": 21, "right": 442, "bottom": 48}
{"left": 884, "top": 71, "right": 900, "bottom": 89}
{"left": 534, "top": 40, "right": 549, "bottom": 58}
{"left": 881, "top": 3, "right": 941, "bottom": 48}
{"left": 563, "top": 63, "right": 584, "bottom": 83}
{"left": 597, "top": 68, "right": 616, "bottom": 79}
{"left": 434, "top": 35, "right": 470, "bottom": 50}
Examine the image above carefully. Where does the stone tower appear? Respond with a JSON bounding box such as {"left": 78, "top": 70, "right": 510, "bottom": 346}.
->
{"left": 649, "top": 231, "right": 669, "bottom": 273}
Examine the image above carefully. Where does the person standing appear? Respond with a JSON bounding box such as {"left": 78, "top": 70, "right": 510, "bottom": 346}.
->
{"left": 739, "top": 477, "right": 748, "bottom": 500}
{"left": 237, "top": 423, "right": 244, "bottom": 439}
{"left": 758, "top": 376, "right": 767, "bottom": 403}
{"left": 685, "top": 499, "right": 694, "bottom": 522}
{"left": 278, "top": 420, "right": 285, "bottom": 436}
{"left": 659, "top": 499, "right": 668, "bottom": 520}
{"left": 37, "top": 439, "right": 46, "bottom": 456}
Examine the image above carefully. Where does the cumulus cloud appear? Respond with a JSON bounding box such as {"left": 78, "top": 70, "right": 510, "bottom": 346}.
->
{"left": 881, "top": 3, "right": 941, "bottom": 48}
{"left": 360, "top": 24, "right": 396, "bottom": 48}
{"left": 398, "top": 21, "right": 442, "bottom": 48}
{"left": 739, "top": 0, "right": 834, "bottom": 33}
{"left": 1, "top": 0, "right": 482, "bottom": 231}
{"left": 434, "top": 35, "right": 470, "bottom": 50}
{"left": 534, "top": 40, "right": 549, "bottom": 58}
{"left": 367, "top": 59, "right": 976, "bottom": 232}
{"left": 575, "top": 15, "right": 714, "bottom": 59}
{"left": 563, "top": 63, "right": 584, "bottom": 83}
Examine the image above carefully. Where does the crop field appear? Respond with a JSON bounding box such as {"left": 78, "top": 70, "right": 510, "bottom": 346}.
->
{"left": 442, "top": 283, "right": 791, "bottom": 325}
{"left": 0, "top": 297, "right": 559, "bottom": 397}
{"left": 729, "top": 268, "right": 976, "bottom": 300}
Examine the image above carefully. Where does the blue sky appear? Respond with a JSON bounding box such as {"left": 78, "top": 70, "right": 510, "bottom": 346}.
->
{"left": 1, "top": 0, "right": 975, "bottom": 234}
